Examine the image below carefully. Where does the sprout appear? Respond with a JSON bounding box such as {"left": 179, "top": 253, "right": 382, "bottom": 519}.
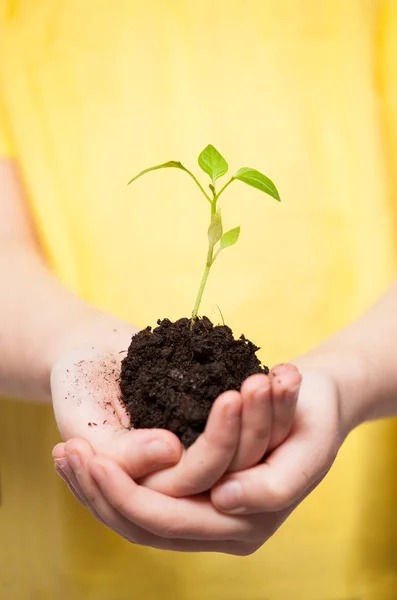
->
{"left": 128, "top": 144, "right": 280, "bottom": 323}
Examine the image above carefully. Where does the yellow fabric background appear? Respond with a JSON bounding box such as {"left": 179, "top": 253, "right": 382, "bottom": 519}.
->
{"left": 0, "top": 96, "right": 12, "bottom": 156}
{"left": 1, "top": 1, "right": 397, "bottom": 598}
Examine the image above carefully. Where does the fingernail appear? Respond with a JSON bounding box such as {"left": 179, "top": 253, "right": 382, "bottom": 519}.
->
{"left": 52, "top": 443, "right": 66, "bottom": 460}
{"left": 66, "top": 451, "right": 81, "bottom": 471}
{"left": 215, "top": 480, "right": 242, "bottom": 512}
{"left": 146, "top": 440, "right": 175, "bottom": 460}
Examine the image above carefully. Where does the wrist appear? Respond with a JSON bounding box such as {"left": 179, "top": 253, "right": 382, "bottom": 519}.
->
{"left": 0, "top": 226, "right": 140, "bottom": 402}
{"left": 293, "top": 347, "right": 370, "bottom": 437}
{"left": 0, "top": 246, "right": 138, "bottom": 402}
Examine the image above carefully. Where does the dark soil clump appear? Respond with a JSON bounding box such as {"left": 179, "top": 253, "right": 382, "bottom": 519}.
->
{"left": 120, "top": 317, "right": 268, "bottom": 447}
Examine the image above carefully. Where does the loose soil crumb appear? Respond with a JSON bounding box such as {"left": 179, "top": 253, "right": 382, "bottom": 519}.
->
{"left": 120, "top": 317, "right": 268, "bottom": 447}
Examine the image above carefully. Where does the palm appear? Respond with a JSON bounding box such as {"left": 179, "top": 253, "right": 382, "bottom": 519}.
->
{"left": 51, "top": 330, "right": 182, "bottom": 467}
{"left": 52, "top": 342, "right": 128, "bottom": 444}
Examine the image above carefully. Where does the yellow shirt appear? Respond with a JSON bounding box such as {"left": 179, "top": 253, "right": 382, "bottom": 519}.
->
{"left": 1, "top": 1, "right": 397, "bottom": 599}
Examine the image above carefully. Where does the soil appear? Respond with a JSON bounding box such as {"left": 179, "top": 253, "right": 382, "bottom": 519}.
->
{"left": 120, "top": 317, "right": 268, "bottom": 447}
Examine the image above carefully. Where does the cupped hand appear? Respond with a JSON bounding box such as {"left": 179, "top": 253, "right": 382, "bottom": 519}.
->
{"left": 51, "top": 332, "right": 245, "bottom": 549}
{"left": 52, "top": 318, "right": 300, "bottom": 491}
{"left": 211, "top": 368, "right": 342, "bottom": 515}
{"left": 51, "top": 334, "right": 248, "bottom": 496}
{"left": 53, "top": 342, "right": 308, "bottom": 554}
{"left": 50, "top": 321, "right": 245, "bottom": 517}
{"left": 51, "top": 308, "right": 300, "bottom": 488}
{"left": 63, "top": 368, "right": 341, "bottom": 554}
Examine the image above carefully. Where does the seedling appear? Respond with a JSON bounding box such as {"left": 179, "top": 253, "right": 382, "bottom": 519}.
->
{"left": 128, "top": 144, "right": 280, "bottom": 323}
{"left": 123, "top": 145, "right": 280, "bottom": 445}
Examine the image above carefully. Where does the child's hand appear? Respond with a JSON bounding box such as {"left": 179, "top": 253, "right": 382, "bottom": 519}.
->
{"left": 139, "top": 363, "right": 301, "bottom": 497}
{"left": 53, "top": 365, "right": 343, "bottom": 555}
{"left": 211, "top": 368, "right": 340, "bottom": 515}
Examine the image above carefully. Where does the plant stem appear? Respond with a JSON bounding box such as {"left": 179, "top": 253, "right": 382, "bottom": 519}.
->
{"left": 191, "top": 191, "right": 218, "bottom": 324}
{"left": 187, "top": 171, "right": 213, "bottom": 203}
{"left": 216, "top": 177, "right": 234, "bottom": 200}
{"left": 191, "top": 261, "right": 212, "bottom": 323}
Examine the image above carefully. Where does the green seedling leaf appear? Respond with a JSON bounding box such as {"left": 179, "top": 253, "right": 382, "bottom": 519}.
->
{"left": 220, "top": 226, "right": 240, "bottom": 250}
{"left": 208, "top": 211, "right": 223, "bottom": 246}
{"left": 198, "top": 145, "right": 228, "bottom": 184}
{"left": 128, "top": 160, "right": 212, "bottom": 202}
{"left": 128, "top": 161, "right": 188, "bottom": 185}
{"left": 234, "top": 167, "right": 280, "bottom": 201}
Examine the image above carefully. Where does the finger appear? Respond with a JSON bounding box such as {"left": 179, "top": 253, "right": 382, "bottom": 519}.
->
{"left": 89, "top": 455, "right": 255, "bottom": 541}
{"left": 98, "top": 429, "right": 182, "bottom": 478}
{"left": 64, "top": 431, "right": 178, "bottom": 482}
{"left": 53, "top": 443, "right": 87, "bottom": 507}
{"left": 52, "top": 442, "right": 67, "bottom": 460}
{"left": 140, "top": 391, "right": 242, "bottom": 497}
{"left": 54, "top": 459, "right": 87, "bottom": 507}
{"left": 64, "top": 440, "right": 259, "bottom": 553}
{"left": 211, "top": 373, "right": 339, "bottom": 514}
{"left": 268, "top": 364, "right": 301, "bottom": 452}
{"left": 228, "top": 374, "right": 272, "bottom": 472}
{"left": 54, "top": 444, "right": 109, "bottom": 526}
{"left": 211, "top": 448, "right": 320, "bottom": 516}
{"left": 63, "top": 438, "right": 159, "bottom": 541}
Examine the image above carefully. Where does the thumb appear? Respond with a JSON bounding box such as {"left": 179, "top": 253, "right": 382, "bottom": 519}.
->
{"left": 54, "top": 428, "right": 181, "bottom": 481}
{"left": 211, "top": 371, "right": 340, "bottom": 514}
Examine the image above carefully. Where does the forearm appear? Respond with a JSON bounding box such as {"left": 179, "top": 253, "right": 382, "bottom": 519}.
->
{"left": 0, "top": 246, "right": 101, "bottom": 401}
{"left": 295, "top": 280, "right": 397, "bottom": 431}
{"left": 0, "top": 160, "right": 133, "bottom": 402}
